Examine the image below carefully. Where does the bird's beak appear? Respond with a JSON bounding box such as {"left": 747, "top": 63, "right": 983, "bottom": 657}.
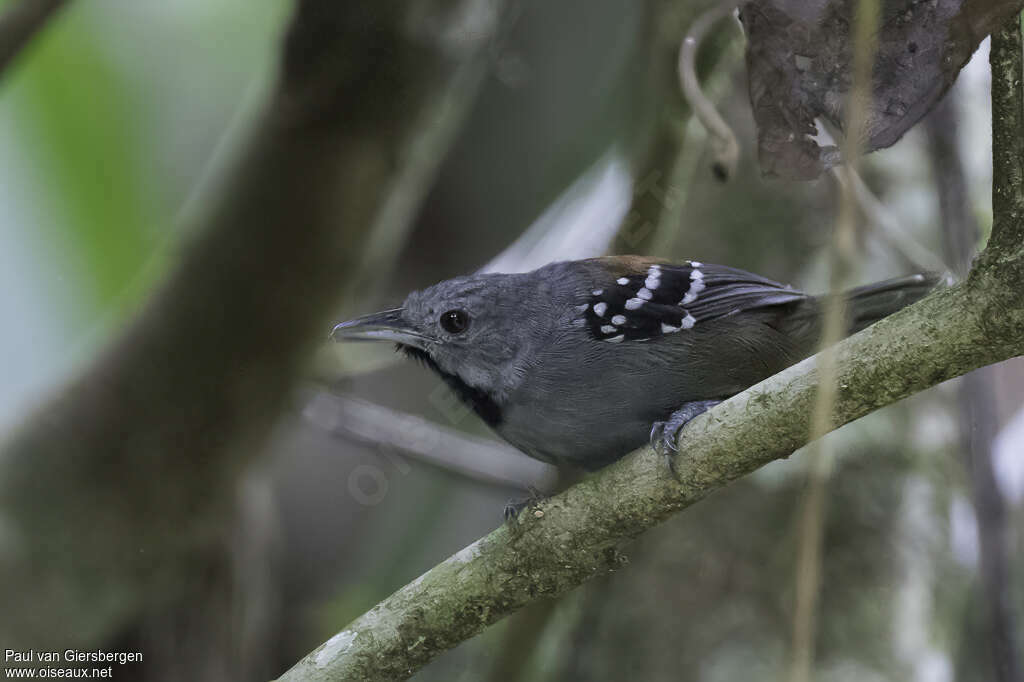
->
{"left": 330, "top": 308, "right": 431, "bottom": 349}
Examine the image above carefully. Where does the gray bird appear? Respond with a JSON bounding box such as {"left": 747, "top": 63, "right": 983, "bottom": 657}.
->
{"left": 331, "top": 257, "right": 936, "bottom": 471}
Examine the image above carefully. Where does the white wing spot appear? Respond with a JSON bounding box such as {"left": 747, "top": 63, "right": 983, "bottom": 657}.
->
{"left": 600, "top": 324, "right": 617, "bottom": 334}
{"left": 625, "top": 298, "right": 644, "bottom": 310}
{"left": 645, "top": 265, "right": 662, "bottom": 290}
{"left": 681, "top": 279, "right": 706, "bottom": 304}
{"left": 611, "top": 314, "right": 627, "bottom": 325}
{"left": 690, "top": 269, "right": 704, "bottom": 281}
{"left": 689, "top": 260, "right": 703, "bottom": 267}
{"left": 661, "top": 323, "right": 681, "bottom": 334}
{"left": 593, "top": 302, "right": 608, "bottom": 317}
{"left": 605, "top": 334, "right": 625, "bottom": 343}
{"left": 575, "top": 303, "right": 589, "bottom": 311}
{"left": 681, "top": 313, "right": 697, "bottom": 329}
{"left": 637, "top": 287, "right": 653, "bottom": 300}
{"left": 617, "top": 277, "right": 629, "bottom": 285}
{"left": 592, "top": 289, "right": 603, "bottom": 296}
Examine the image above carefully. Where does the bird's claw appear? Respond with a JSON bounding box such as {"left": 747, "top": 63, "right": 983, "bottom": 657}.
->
{"left": 649, "top": 421, "right": 680, "bottom": 454}
{"left": 649, "top": 400, "right": 722, "bottom": 482}
{"left": 650, "top": 421, "right": 682, "bottom": 481}
{"left": 503, "top": 485, "right": 544, "bottom": 524}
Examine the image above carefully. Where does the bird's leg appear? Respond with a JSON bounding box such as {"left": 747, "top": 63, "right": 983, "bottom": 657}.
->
{"left": 650, "top": 400, "right": 721, "bottom": 480}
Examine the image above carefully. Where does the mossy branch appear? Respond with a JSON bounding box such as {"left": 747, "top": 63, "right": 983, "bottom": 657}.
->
{"left": 279, "top": 16, "right": 1024, "bottom": 682}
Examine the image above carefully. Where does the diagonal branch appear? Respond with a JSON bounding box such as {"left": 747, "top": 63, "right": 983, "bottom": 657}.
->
{"left": 0, "top": 0, "right": 66, "bottom": 79}
{"left": 280, "top": 282, "right": 1022, "bottom": 682}
{"left": 280, "top": 16, "right": 1024, "bottom": 681}
{"left": 302, "top": 391, "right": 554, "bottom": 490}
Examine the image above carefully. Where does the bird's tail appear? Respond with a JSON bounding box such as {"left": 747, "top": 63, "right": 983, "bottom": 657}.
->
{"left": 841, "top": 273, "right": 940, "bottom": 334}
{"left": 781, "top": 273, "right": 939, "bottom": 351}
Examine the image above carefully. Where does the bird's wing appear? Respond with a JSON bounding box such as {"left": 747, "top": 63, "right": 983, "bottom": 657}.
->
{"left": 578, "top": 258, "right": 807, "bottom": 343}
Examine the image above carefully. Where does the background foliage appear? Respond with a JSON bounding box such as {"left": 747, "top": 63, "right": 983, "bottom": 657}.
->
{"left": 0, "top": 2, "right": 1022, "bottom": 681}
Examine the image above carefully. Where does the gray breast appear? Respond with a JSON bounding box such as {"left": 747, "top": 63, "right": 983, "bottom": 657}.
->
{"left": 495, "top": 333, "right": 704, "bottom": 468}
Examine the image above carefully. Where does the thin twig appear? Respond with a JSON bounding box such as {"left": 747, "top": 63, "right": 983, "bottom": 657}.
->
{"left": 614, "top": 0, "right": 729, "bottom": 254}
{"left": 677, "top": 2, "right": 740, "bottom": 181}
{"left": 302, "top": 391, "right": 554, "bottom": 490}
{"left": 834, "top": 167, "right": 951, "bottom": 274}
{"left": 816, "top": 120, "right": 951, "bottom": 274}
{"left": 650, "top": 25, "right": 745, "bottom": 256}
{"left": 788, "top": 2, "right": 879, "bottom": 681}
{"left": 0, "top": 0, "right": 66, "bottom": 79}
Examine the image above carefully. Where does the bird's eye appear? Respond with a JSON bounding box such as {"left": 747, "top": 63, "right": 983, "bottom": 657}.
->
{"left": 439, "top": 309, "right": 470, "bottom": 334}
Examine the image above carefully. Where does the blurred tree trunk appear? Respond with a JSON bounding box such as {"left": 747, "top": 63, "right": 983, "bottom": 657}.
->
{"left": 0, "top": 0, "right": 516, "bottom": 670}
{"left": 0, "top": 0, "right": 66, "bottom": 75}
{"left": 928, "top": 95, "right": 1024, "bottom": 682}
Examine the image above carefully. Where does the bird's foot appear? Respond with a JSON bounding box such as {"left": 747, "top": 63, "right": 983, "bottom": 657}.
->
{"left": 649, "top": 400, "right": 721, "bottom": 480}
{"left": 503, "top": 485, "right": 545, "bottom": 524}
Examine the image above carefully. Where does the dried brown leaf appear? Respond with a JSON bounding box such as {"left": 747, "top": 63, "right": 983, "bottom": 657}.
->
{"left": 740, "top": 0, "right": 1023, "bottom": 179}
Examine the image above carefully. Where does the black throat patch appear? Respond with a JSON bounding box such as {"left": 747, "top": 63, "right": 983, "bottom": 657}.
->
{"left": 399, "top": 346, "right": 504, "bottom": 427}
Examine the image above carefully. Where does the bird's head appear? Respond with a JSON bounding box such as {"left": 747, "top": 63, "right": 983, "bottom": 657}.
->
{"left": 331, "top": 271, "right": 562, "bottom": 414}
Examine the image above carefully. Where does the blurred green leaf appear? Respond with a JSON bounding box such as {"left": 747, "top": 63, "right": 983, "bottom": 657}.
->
{"left": 8, "top": 3, "right": 168, "bottom": 321}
